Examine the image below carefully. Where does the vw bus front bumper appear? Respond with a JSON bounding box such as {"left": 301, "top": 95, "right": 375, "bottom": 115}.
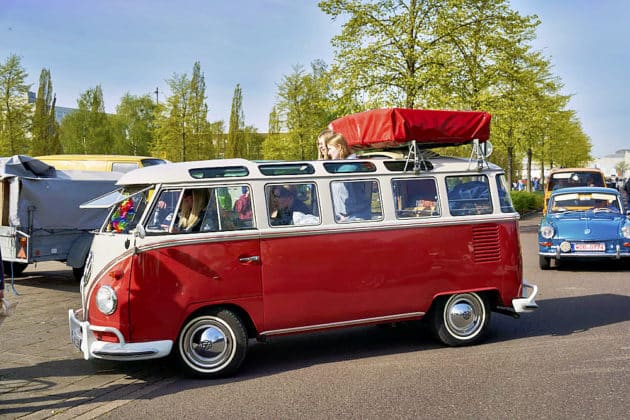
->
{"left": 68, "top": 309, "right": 172, "bottom": 361}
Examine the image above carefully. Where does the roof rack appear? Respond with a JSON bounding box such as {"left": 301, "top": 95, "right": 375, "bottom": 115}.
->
{"left": 403, "top": 140, "right": 434, "bottom": 174}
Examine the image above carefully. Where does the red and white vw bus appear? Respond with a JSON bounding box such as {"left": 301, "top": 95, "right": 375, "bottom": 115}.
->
{"left": 69, "top": 109, "right": 538, "bottom": 377}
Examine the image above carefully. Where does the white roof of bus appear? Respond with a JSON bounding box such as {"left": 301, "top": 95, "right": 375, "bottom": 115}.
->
{"left": 116, "top": 157, "right": 503, "bottom": 186}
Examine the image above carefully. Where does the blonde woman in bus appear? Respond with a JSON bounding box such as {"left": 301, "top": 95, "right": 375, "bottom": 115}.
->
{"left": 317, "top": 129, "right": 335, "bottom": 160}
{"left": 326, "top": 132, "right": 357, "bottom": 160}
{"left": 175, "top": 189, "right": 209, "bottom": 233}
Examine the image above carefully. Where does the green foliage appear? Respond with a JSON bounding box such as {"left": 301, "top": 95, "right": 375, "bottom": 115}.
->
{"left": 152, "top": 62, "right": 215, "bottom": 162}
{"left": 266, "top": 61, "right": 341, "bottom": 160}
{"left": 225, "top": 84, "right": 245, "bottom": 159}
{"left": 31, "top": 68, "right": 61, "bottom": 155}
{"left": 60, "top": 85, "right": 112, "bottom": 153}
{"left": 111, "top": 93, "right": 157, "bottom": 156}
{"left": 0, "top": 54, "right": 32, "bottom": 155}
{"left": 510, "top": 190, "right": 543, "bottom": 214}
{"left": 318, "top": 0, "right": 592, "bottom": 178}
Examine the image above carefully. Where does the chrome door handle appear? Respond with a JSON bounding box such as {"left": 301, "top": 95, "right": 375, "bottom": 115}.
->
{"left": 239, "top": 256, "right": 260, "bottom": 263}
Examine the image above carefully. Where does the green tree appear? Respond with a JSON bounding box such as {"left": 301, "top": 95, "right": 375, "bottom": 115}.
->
{"left": 267, "top": 61, "right": 338, "bottom": 160}
{"left": 31, "top": 68, "right": 61, "bottom": 155}
{"left": 187, "top": 62, "right": 214, "bottom": 160}
{"left": 112, "top": 93, "right": 156, "bottom": 155}
{"left": 225, "top": 84, "right": 245, "bottom": 159}
{"left": 60, "top": 85, "right": 111, "bottom": 153}
{"left": 0, "top": 54, "right": 32, "bottom": 155}
{"left": 153, "top": 62, "right": 214, "bottom": 162}
{"left": 153, "top": 73, "right": 191, "bottom": 161}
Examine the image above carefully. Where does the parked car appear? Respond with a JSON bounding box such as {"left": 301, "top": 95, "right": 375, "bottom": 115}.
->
{"left": 538, "top": 186, "right": 630, "bottom": 269}
{"left": 543, "top": 168, "right": 607, "bottom": 213}
{"left": 35, "top": 154, "right": 168, "bottom": 173}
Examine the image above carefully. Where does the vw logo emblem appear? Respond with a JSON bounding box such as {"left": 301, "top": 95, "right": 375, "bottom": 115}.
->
{"left": 584, "top": 228, "right": 591, "bottom": 235}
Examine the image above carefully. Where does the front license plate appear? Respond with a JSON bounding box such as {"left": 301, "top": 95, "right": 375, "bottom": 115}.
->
{"left": 71, "top": 328, "right": 82, "bottom": 349}
{"left": 574, "top": 242, "right": 605, "bottom": 252}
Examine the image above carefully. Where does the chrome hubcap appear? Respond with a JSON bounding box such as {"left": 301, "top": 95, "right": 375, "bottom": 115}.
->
{"left": 445, "top": 294, "right": 485, "bottom": 339}
{"left": 182, "top": 317, "right": 235, "bottom": 372}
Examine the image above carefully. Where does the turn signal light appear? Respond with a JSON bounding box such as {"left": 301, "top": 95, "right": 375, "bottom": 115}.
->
{"left": 108, "top": 269, "right": 125, "bottom": 280}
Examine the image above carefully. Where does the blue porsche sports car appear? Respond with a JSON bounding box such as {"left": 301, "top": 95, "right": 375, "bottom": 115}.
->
{"left": 538, "top": 187, "right": 630, "bottom": 269}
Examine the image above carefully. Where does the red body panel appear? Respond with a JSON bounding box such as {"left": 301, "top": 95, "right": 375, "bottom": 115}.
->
{"left": 127, "top": 238, "right": 262, "bottom": 342}
{"left": 86, "top": 257, "right": 133, "bottom": 341}
{"left": 329, "top": 108, "right": 491, "bottom": 149}
{"left": 86, "top": 220, "right": 522, "bottom": 343}
{"left": 261, "top": 221, "right": 520, "bottom": 330}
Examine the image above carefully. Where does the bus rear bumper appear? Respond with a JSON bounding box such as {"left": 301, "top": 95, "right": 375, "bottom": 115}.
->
{"left": 512, "top": 281, "right": 539, "bottom": 313}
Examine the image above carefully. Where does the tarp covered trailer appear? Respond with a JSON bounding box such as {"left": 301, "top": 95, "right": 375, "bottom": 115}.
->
{"left": 0, "top": 156, "right": 120, "bottom": 280}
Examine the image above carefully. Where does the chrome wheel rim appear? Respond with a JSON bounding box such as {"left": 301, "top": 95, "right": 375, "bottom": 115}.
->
{"left": 444, "top": 293, "right": 486, "bottom": 340}
{"left": 180, "top": 316, "right": 236, "bottom": 373}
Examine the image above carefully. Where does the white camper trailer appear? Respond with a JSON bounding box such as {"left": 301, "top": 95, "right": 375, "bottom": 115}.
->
{"left": 0, "top": 156, "right": 119, "bottom": 280}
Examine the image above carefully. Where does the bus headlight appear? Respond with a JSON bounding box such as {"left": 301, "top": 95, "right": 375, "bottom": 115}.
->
{"left": 540, "top": 225, "right": 555, "bottom": 239}
{"left": 622, "top": 225, "right": 630, "bottom": 239}
{"left": 96, "top": 285, "right": 118, "bottom": 315}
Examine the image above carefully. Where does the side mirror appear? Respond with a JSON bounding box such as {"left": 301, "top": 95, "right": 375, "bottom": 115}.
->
{"left": 135, "top": 223, "right": 146, "bottom": 239}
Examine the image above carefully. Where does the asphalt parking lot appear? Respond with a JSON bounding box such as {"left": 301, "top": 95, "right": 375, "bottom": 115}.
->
{"left": 3, "top": 213, "right": 628, "bottom": 419}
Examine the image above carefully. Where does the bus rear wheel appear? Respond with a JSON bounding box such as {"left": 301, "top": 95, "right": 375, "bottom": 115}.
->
{"left": 430, "top": 292, "right": 490, "bottom": 346}
{"left": 176, "top": 308, "right": 248, "bottom": 378}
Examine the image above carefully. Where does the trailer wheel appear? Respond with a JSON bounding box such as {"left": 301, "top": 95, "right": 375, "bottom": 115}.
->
{"left": 176, "top": 308, "right": 248, "bottom": 378}
{"left": 72, "top": 266, "right": 85, "bottom": 282}
{"left": 430, "top": 292, "right": 490, "bottom": 346}
{"left": 3, "top": 261, "right": 28, "bottom": 277}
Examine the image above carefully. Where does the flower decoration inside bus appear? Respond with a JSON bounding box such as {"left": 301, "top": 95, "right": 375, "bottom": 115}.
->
{"left": 110, "top": 197, "right": 136, "bottom": 232}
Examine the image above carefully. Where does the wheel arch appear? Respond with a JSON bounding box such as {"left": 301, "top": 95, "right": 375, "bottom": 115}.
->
{"left": 179, "top": 303, "right": 258, "bottom": 340}
{"left": 425, "top": 288, "right": 500, "bottom": 317}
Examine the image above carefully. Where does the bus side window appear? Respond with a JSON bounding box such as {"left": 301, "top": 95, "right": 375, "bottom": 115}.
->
{"left": 267, "top": 183, "right": 320, "bottom": 226}
{"left": 202, "top": 185, "right": 256, "bottom": 232}
{"left": 446, "top": 175, "right": 492, "bottom": 216}
{"left": 146, "top": 189, "right": 181, "bottom": 233}
{"left": 392, "top": 178, "right": 439, "bottom": 218}
{"left": 331, "top": 179, "right": 382, "bottom": 223}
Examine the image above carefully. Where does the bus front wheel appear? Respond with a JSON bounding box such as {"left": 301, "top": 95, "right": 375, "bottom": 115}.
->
{"left": 176, "top": 308, "right": 248, "bottom": 378}
{"left": 429, "top": 292, "right": 490, "bottom": 346}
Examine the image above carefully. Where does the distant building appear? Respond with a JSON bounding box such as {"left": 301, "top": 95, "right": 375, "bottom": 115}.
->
{"left": 28, "top": 91, "right": 76, "bottom": 123}
{"left": 591, "top": 149, "right": 630, "bottom": 179}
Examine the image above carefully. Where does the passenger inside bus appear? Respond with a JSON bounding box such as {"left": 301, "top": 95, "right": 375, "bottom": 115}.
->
{"left": 200, "top": 189, "right": 238, "bottom": 232}
{"left": 175, "top": 189, "right": 209, "bottom": 233}
{"left": 268, "top": 185, "right": 318, "bottom": 226}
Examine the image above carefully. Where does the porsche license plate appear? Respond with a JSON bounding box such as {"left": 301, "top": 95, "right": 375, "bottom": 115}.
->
{"left": 574, "top": 243, "right": 605, "bottom": 252}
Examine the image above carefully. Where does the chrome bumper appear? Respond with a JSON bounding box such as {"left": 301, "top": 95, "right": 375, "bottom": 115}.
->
{"left": 68, "top": 309, "right": 172, "bottom": 361}
{"left": 512, "top": 281, "right": 538, "bottom": 313}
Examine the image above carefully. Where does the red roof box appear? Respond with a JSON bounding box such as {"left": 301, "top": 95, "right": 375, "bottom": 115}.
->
{"left": 328, "top": 108, "right": 491, "bottom": 149}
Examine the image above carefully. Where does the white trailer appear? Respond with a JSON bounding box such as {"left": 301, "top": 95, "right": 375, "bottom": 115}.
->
{"left": 0, "top": 156, "right": 119, "bottom": 280}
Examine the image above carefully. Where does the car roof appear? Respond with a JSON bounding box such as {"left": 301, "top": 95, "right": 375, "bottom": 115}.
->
{"left": 550, "top": 186, "right": 620, "bottom": 196}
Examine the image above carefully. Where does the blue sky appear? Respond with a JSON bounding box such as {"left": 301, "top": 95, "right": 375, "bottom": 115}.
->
{"left": 1, "top": 0, "right": 627, "bottom": 158}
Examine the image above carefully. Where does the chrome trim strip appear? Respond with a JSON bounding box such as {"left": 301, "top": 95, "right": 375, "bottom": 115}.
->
{"left": 259, "top": 312, "right": 425, "bottom": 336}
